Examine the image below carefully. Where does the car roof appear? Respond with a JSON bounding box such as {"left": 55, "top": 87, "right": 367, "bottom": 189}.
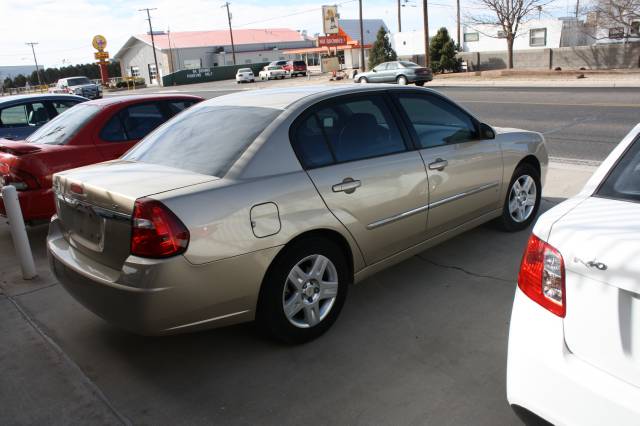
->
{"left": 84, "top": 93, "right": 204, "bottom": 108}
{"left": 0, "top": 93, "right": 87, "bottom": 105}
{"left": 203, "top": 85, "right": 437, "bottom": 110}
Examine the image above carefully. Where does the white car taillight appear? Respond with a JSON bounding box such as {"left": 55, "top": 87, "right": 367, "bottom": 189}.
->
{"left": 518, "top": 234, "right": 566, "bottom": 317}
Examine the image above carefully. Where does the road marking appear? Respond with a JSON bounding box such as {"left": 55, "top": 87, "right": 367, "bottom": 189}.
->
{"left": 549, "top": 156, "right": 602, "bottom": 167}
{"left": 542, "top": 114, "right": 600, "bottom": 135}
{"left": 458, "top": 99, "right": 640, "bottom": 108}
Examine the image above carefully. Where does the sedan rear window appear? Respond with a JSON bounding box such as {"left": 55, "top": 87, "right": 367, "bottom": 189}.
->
{"left": 66, "top": 77, "right": 91, "bottom": 86}
{"left": 26, "top": 104, "right": 100, "bottom": 145}
{"left": 597, "top": 135, "right": 640, "bottom": 203}
{"left": 123, "top": 105, "right": 282, "bottom": 176}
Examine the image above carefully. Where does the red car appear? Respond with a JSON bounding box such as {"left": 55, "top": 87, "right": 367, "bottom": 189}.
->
{"left": 0, "top": 94, "right": 203, "bottom": 223}
{"left": 282, "top": 60, "right": 307, "bottom": 77}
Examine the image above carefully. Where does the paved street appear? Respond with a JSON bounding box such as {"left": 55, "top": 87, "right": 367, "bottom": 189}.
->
{"left": 1, "top": 162, "right": 595, "bottom": 425}
{"left": 124, "top": 79, "right": 639, "bottom": 163}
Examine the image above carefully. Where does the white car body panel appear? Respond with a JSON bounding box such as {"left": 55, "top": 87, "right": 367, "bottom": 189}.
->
{"left": 507, "top": 123, "right": 640, "bottom": 424}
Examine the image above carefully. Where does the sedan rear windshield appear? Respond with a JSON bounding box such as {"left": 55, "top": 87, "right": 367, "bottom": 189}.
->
{"left": 122, "top": 105, "right": 283, "bottom": 176}
{"left": 26, "top": 104, "right": 100, "bottom": 145}
{"left": 238, "top": 68, "right": 252, "bottom": 73}
{"left": 399, "top": 61, "right": 420, "bottom": 68}
{"left": 597, "top": 135, "right": 640, "bottom": 203}
{"left": 66, "top": 77, "right": 91, "bottom": 86}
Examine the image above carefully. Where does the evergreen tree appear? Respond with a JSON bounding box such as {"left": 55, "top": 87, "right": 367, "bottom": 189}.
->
{"left": 429, "top": 27, "right": 462, "bottom": 73}
{"left": 367, "top": 26, "right": 397, "bottom": 70}
{"left": 3, "top": 77, "right": 13, "bottom": 89}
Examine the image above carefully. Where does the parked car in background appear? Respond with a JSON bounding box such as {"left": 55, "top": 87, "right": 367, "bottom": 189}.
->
{"left": 0, "top": 94, "right": 87, "bottom": 141}
{"left": 48, "top": 86, "right": 547, "bottom": 344}
{"left": 259, "top": 66, "right": 287, "bottom": 80}
{"left": 355, "top": 61, "right": 433, "bottom": 86}
{"left": 235, "top": 68, "right": 256, "bottom": 83}
{"left": 507, "top": 123, "right": 640, "bottom": 426}
{"left": 268, "top": 60, "right": 288, "bottom": 67}
{"left": 49, "top": 76, "right": 103, "bottom": 99}
{"left": 0, "top": 94, "right": 202, "bottom": 223}
{"left": 283, "top": 60, "right": 307, "bottom": 77}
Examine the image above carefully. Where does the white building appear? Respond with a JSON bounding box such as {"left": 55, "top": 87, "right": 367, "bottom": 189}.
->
{"left": 588, "top": 12, "right": 640, "bottom": 44}
{"left": 114, "top": 28, "right": 314, "bottom": 85}
{"left": 461, "top": 18, "right": 590, "bottom": 52}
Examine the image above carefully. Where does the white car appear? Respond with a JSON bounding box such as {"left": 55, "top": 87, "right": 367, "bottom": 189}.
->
{"left": 259, "top": 66, "right": 287, "bottom": 80}
{"left": 507, "top": 123, "right": 640, "bottom": 425}
{"left": 235, "top": 68, "right": 255, "bottom": 83}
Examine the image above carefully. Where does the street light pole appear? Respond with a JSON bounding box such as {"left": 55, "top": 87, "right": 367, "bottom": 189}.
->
{"left": 139, "top": 7, "right": 162, "bottom": 86}
{"left": 359, "top": 0, "right": 365, "bottom": 71}
{"left": 456, "top": 0, "right": 461, "bottom": 46}
{"left": 422, "top": 0, "right": 430, "bottom": 67}
{"left": 398, "top": 0, "right": 402, "bottom": 32}
{"left": 25, "top": 42, "right": 43, "bottom": 86}
{"left": 222, "top": 2, "right": 237, "bottom": 65}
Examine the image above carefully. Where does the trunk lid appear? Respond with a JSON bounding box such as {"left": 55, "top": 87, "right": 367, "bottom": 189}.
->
{"left": 0, "top": 138, "right": 42, "bottom": 156}
{"left": 54, "top": 160, "right": 217, "bottom": 270}
{"left": 548, "top": 196, "right": 640, "bottom": 387}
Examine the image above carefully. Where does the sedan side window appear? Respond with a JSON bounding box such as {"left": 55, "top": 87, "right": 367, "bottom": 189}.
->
{"left": 396, "top": 93, "right": 478, "bottom": 148}
{"left": 0, "top": 104, "right": 29, "bottom": 128}
{"left": 373, "top": 63, "right": 388, "bottom": 72}
{"left": 27, "top": 102, "right": 50, "bottom": 126}
{"left": 291, "top": 95, "right": 407, "bottom": 167}
{"left": 51, "top": 100, "right": 80, "bottom": 115}
{"left": 100, "top": 114, "right": 128, "bottom": 142}
{"left": 121, "top": 103, "right": 165, "bottom": 140}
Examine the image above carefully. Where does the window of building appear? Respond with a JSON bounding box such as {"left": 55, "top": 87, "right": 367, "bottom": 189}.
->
{"left": 244, "top": 59, "right": 252, "bottom": 64}
{"left": 632, "top": 22, "right": 639, "bottom": 35}
{"left": 529, "top": 28, "right": 547, "bottom": 46}
{"left": 148, "top": 64, "right": 157, "bottom": 82}
{"left": 183, "top": 59, "right": 202, "bottom": 69}
{"left": 608, "top": 27, "right": 625, "bottom": 39}
{"left": 463, "top": 32, "right": 479, "bottom": 42}
{"left": 497, "top": 30, "right": 507, "bottom": 38}
{"left": 130, "top": 66, "right": 140, "bottom": 77}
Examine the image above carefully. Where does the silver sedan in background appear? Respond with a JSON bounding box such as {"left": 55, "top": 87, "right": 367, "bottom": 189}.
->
{"left": 355, "top": 61, "right": 433, "bottom": 86}
{"left": 48, "top": 85, "right": 547, "bottom": 343}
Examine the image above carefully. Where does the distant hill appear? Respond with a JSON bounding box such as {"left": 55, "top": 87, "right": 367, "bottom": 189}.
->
{"left": 0, "top": 65, "right": 38, "bottom": 81}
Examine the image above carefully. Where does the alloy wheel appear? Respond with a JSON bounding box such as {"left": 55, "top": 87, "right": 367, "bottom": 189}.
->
{"left": 508, "top": 175, "right": 537, "bottom": 223}
{"left": 282, "top": 254, "right": 339, "bottom": 328}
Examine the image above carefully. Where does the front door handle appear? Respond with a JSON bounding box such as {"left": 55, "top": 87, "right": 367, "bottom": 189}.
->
{"left": 428, "top": 158, "right": 448, "bottom": 171}
{"left": 332, "top": 178, "right": 361, "bottom": 194}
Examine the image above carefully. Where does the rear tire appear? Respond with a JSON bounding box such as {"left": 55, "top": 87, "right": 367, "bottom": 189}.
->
{"left": 397, "top": 75, "right": 408, "bottom": 85}
{"left": 415, "top": 81, "right": 425, "bottom": 86}
{"left": 497, "top": 163, "right": 541, "bottom": 232}
{"left": 256, "top": 237, "right": 350, "bottom": 344}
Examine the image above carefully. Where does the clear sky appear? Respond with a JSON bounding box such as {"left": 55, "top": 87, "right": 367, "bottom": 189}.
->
{"left": 1, "top": 0, "right": 574, "bottom": 68}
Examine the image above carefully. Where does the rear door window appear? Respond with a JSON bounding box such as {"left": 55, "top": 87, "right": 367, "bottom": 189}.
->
{"left": 120, "top": 103, "right": 165, "bottom": 140}
{"left": 165, "top": 100, "right": 198, "bottom": 117}
{"left": 0, "top": 104, "right": 29, "bottom": 127}
{"left": 597, "top": 135, "right": 640, "bottom": 203}
{"left": 51, "top": 100, "right": 81, "bottom": 115}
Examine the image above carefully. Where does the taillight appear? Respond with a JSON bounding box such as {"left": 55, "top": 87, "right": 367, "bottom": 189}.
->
{"left": 518, "top": 234, "right": 566, "bottom": 317}
{"left": 0, "top": 168, "right": 40, "bottom": 191}
{"left": 131, "top": 198, "right": 189, "bottom": 258}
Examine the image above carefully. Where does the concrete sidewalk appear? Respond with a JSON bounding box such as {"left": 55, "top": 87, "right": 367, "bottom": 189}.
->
{"left": 0, "top": 160, "right": 597, "bottom": 425}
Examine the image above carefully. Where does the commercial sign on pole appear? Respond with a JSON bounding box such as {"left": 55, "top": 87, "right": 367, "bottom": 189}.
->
{"left": 318, "top": 35, "right": 347, "bottom": 47}
{"left": 322, "top": 5, "right": 339, "bottom": 34}
{"left": 92, "top": 35, "right": 110, "bottom": 84}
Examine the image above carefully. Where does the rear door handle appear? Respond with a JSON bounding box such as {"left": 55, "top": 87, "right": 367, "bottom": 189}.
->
{"left": 428, "top": 158, "right": 448, "bottom": 171}
{"left": 332, "top": 178, "right": 361, "bottom": 194}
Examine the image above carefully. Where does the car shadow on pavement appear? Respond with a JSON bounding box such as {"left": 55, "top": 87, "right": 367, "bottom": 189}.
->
{"left": 12, "top": 197, "right": 565, "bottom": 425}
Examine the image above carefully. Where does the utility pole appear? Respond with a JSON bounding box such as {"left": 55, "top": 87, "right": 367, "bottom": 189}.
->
{"left": 423, "top": 0, "right": 430, "bottom": 67}
{"left": 359, "top": 0, "right": 365, "bottom": 71}
{"left": 398, "top": 0, "right": 402, "bottom": 32}
{"left": 456, "top": 0, "right": 461, "bottom": 46}
{"left": 575, "top": 0, "right": 579, "bottom": 19}
{"left": 25, "top": 42, "right": 43, "bottom": 86}
{"left": 222, "top": 2, "right": 237, "bottom": 65}
{"left": 139, "top": 7, "right": 162, "bottom": 86}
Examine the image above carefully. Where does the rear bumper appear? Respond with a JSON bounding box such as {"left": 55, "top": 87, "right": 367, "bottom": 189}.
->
{"left": 408, "top": 74, "right": 433, "bottom": 83}
{"left": 47, "top": 217, "right": 280, "bottom": 335}
{"left": 0, "top": 186, "right": 55, "bottom": 222}
{"left": 507, "top": 287, "right": 640, "bottom": 426}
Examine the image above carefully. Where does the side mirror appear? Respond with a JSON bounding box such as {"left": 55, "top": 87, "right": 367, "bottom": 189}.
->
{"left": 479, "top": 123, "right": 495, "bottom": 139}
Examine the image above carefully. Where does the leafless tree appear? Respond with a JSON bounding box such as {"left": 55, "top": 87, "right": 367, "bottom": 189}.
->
{"left": 588, "top": 0, "right": 640, "bottom": 42}
{"left": 466, "top": 0, "right": 553, "bottom": 68}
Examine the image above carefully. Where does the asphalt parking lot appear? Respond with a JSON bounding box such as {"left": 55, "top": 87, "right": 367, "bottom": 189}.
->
{"left": 1, "top": 159, "right": 595, "bottom": 425}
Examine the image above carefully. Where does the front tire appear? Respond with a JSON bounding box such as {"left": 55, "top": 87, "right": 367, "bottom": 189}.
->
{"left": 359, "top": 77, "right": 368, "bottom": 84}
{"left": 256, "top": 237, "right": 350, "bottom": 343}
{"left": 497, "top": 163, "right": 541, "bottom": 232}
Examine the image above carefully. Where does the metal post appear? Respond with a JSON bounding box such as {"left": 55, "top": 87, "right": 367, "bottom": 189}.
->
{"left": 139, "top": 8, "right": 162, "bottom": 86}
{"left": 398, "top": 0, "right": 402, "bottom": 32}
{"left": 2, "top": 186, "right": 37, "bottom": 280}
{"left": 359, "top": 0, "right": 365, "bottom": 71}
{"left": 223, "top": 2, "right": 237, "bottom": 65}
{"left": 25, "top": 42, "right": 43, "bottom": 86}
{"left": 456, "top": 0, "right": 461, "bottom": 46}
{"left": 423, "top": 0, "right": 430, "bottom": 67}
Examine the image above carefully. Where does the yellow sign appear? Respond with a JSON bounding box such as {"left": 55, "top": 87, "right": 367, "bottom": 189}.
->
{"left": 94, "top": 51, "right": 110, "bottom": 60}
{"left": 322, "top": 5, "right": 339, "bottom": 35}
{"left": 92, "top": 35, "right": 107, "bottom": 51}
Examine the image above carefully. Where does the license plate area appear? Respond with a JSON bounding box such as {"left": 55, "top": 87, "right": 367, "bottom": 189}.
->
{"left": 56, "top": 194, "right": 105, "bottom": 252}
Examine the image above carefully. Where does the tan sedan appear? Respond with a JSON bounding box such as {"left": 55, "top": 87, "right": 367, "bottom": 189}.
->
{"left": 48, "top": 85, "right": 548, "bottom": 343}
